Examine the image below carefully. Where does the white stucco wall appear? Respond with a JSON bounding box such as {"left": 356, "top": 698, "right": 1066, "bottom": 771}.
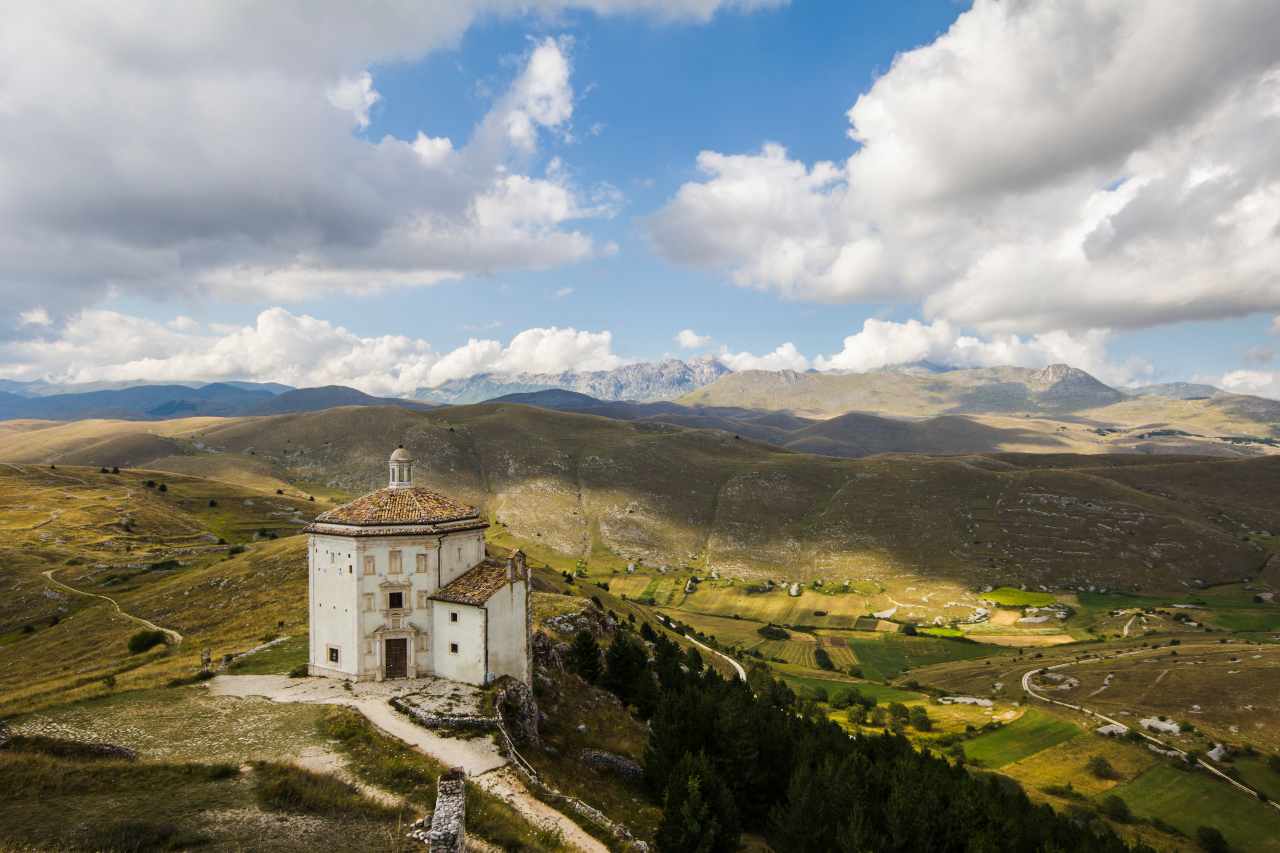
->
{"left": 430, "top": 601, "right": 487, "bottom": 684}
{"left": 308, "top": 535, "right": 360, "bottom": 677}
{"left": 309, "top": 528, "right": 488, "bottom": 681}
{"left": 484, "top": 576, "right": 529, "bottom": 683}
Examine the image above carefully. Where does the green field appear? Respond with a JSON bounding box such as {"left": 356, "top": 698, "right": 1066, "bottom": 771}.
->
{"left": 1112, "top": 764, "right": 1280, "bottom": 852}
{"left": 963, "top": 710, "right": 1080, "bottom": 769}
{"left": 984, "top": 587, "right": 1057, "bottom": 607}
{"left": 773, "top": 667, "right": 922, "bottom": 704}
{"left": 1231, "top": 755, "right": 1280, "bottom": 803}
{"left": 844, "top": 634, "right": 997, "bottom": 681}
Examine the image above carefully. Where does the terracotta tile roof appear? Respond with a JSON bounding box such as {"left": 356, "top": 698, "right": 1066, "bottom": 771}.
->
{"left": 311, "top": 486, "right": 480, "bottom": 527}
{"left": 431, "top": 559, "right": 521, "bottom": 606}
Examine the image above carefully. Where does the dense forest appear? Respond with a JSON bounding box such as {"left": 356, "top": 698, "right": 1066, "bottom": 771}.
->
{"left": 569, "top": 625, "right": 1148, "bottom": 853}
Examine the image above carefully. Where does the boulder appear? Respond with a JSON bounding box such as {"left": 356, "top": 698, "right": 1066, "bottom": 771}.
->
{"left": 579, "top": 749, "right": 643, "bottom": 782}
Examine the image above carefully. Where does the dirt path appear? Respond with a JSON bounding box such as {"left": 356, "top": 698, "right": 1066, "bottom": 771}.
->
{"left": 208, "top": 675, "right": 604, "bottom": 851}
{"left": 473, "top": 767, "right": 607, "bottom": 853}
{"left": 41, "top": 567, "right": 184, "bottom": 644}
{"left": 1122, "top": 614, "right": 1137, "bottom": 637}
{"left": 1020, "top": 655, "right": 1280, "bottom": 813}
{"left": 685, "top": 633, "right": 746, "bottom": 681}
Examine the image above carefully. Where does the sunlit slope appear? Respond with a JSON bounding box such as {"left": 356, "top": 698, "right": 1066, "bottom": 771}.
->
{"left": 10, "top": 404, "right": 1268, "bottom": 588}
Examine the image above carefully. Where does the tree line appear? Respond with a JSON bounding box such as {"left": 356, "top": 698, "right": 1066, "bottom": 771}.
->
{"left": 569, "top": 622, "right": 1151, "bottom": 853}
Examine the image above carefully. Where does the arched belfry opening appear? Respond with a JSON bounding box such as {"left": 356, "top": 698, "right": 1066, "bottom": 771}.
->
{"left": 389, "top": 445, "right": 413, "bottom": 489}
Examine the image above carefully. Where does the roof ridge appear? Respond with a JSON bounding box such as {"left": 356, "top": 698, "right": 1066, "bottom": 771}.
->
{"left": 406, "top": 485, "right": 430, "bottom": 521}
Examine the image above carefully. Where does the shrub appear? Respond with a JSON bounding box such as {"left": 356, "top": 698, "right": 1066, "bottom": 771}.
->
{"left": 909, "top": 706, "right": 932, "bottom": 731}
{"left": 1195, "top": 826, "right": 1230, "bottom": 853}
{"left": 127, "top": 629, "right": 168, "bottom": 655}
{"left": 1087, "top": 755, "right": 1117, "bottom": 780}
{"left": 756, "top": 624, "right": 790, "bottom": 640}
{"left": 111, "top": 466, "right": 119, "bottom": 473}
{"left": 288, "top": 663, "right": 309, "bottom": 678}
{"left": 888, "top": 702, "right": 910, "bottom": 721}
{"left": 157, "top": 483, "right": 167, "bottom": 492}
{"left": 1268, "top": 754, "right": 1280, "bottom": 775}
{"left": 814, "top": 648, "right": 835, "bottom": 671}
{"left": 208, "top": 498, "right": 218, "bottom": 507}
{"left": 166, "top": 670, "right": 216, "bottom": 688}
{"left": 1100, "top": 795, "right": 1130, "bottom": 822}
{"left": 95, "top": 820, "right": 208, "bottom": 852}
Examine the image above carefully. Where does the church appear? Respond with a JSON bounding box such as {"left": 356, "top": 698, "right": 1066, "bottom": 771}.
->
{"left": 303, "top": 446, "right": 530, "bottom": 686}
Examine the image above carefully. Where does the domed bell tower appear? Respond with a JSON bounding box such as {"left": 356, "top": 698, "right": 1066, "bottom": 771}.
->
{"left": 389, "top": 445, "right": 414, "bottom": 490}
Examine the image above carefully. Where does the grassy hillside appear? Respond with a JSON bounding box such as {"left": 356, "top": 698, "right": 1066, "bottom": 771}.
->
{"left": 3, "top": 406, "right": 1277, "bottom": 592}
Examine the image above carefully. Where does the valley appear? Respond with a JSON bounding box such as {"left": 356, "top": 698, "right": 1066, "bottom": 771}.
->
{"left": 2, "top": 402, "right": 1279, "bottom": 852}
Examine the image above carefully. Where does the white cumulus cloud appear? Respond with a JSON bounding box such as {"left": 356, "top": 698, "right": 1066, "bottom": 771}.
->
{"left": 0, "top": 307, "right": 625, "bottom": 396}
{"left": 675, "top": 329, "right": 712, "bottom": 349}
{"left": 717, "top": 342, "right": 809, "bottom": 372}
{"left": 0, "top": 2, "right": 775, "bottom": 321}
{"left": 813, "top": 319, "right": 1147, "bottom": 387}
{"left": 650, "top": 1, "right": 1280, "bottom": 334}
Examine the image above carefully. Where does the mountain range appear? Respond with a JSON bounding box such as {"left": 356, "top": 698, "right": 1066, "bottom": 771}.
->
{"left": 414, "top": 356, "right": 731, "bottom": 404}
{"left": 0, "top": 383, "right": 432, "bottom": 421}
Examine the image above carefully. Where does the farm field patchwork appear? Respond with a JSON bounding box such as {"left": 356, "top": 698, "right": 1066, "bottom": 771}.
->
{"left": 962, "top": 709, "right": 1080, "bottom": 769}
{"left": 842, "top": 633, "right": 999, "bottom": 681}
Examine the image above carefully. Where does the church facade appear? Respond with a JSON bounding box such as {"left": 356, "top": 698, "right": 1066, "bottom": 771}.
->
{"left": 303, "top": 446, "right": 530, "bottom": 686}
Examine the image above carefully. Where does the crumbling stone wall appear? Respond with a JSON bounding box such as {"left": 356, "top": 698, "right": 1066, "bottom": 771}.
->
{"left": 428, "top": 768, "right": 466, "bottom": 853}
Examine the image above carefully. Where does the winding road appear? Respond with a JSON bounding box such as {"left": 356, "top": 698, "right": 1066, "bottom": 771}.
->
{"left": 42, "top": 568, "right": 184, "bottom": 645}
{"left": 1019, "top": 653, "right": 1279, "bottom": 813}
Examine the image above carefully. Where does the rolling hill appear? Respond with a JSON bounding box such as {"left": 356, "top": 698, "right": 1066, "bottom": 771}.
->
{"left": 0, "top": 382, "right": 431, "bottom": 422}
{"left": 3, "top": 404, "right": 1275, "bottom": 591}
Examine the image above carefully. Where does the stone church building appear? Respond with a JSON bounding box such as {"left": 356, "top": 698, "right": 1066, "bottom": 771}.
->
{"left": 304, "top": 446, "right": 530, "bottom": 686}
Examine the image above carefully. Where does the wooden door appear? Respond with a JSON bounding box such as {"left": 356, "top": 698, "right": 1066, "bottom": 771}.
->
{"left": 384, "top": 638, "right": 408, "bottom": 679}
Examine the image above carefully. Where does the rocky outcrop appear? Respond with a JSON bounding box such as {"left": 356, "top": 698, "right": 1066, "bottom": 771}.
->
{"left": 531, "top": 631, "right": 565, "bottom": 673}
{"left": 543, "top": 605, "right": 616, "bottom": 639}
{"left": 579, "top": 749, "right": 643, "bottom": 782}
{"left": 495, "top": 678, "right": 540, "bottom": 747}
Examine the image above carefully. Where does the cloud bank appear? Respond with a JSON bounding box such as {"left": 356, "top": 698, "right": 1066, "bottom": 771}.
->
{"left": 0, "top": 1, "right": 774, "bottom": 322}
{"left": 650, "top": 1, "right": 1280, "bottom": 333}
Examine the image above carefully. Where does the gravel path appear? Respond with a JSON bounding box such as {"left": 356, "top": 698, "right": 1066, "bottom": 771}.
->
{"left": 42, "top": 567, "right": 184, "bottom": 644}
{"left": 208, "top": 675, "right": 605, "bottom": 851}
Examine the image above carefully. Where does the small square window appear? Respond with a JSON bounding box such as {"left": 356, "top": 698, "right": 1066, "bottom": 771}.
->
{"left": 450, "top": 611, "right": 459, "bottom": 623}
{"left": 449, "top": 642, "right": 459, "bottom": 654}
{"left": 388, "top": 591, "right": 404, "bottom": 609}
{"left": 327, "top": 647, "right": 339, "bottom": 664}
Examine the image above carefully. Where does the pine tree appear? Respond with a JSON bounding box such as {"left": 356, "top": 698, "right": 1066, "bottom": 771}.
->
{"left": 603, "top": 630, "right": 648, "bottom": 702}
{"left": 567, "top": 630, "right": 601, "bottom": 683}
{"left": 656, "top": 752, "right": 740, "bottom": 853}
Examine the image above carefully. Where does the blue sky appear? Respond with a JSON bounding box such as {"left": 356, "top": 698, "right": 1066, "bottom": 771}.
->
{"left": 3, "top": 1, "right": 1279, "bottom": 397}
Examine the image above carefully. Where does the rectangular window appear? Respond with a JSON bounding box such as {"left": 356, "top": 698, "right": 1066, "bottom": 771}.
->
{"left": 388, "top": 591, "right": 404, "bottom": 610}
{"left": 389, "top": 550, "right": 402, "bottom": 574}
{"left": 327, "top": 647, "right": 339, "bottom": 664}
{"left": 416, "top": 553, "right": 428, "bottom": 574}
{"left": 362, "top": 593, "right": 373, "bottom": 612}
{"left": 450, "top": 611, "right": 459, "bottom": 623}
{"left": 363, "top": 555, "right": 375, "bottom": 576}
{"left": 417, "top": 590, "right": 429, "bottom": 608}
{"left": 449, "top": 642, "right": 459, "bottom": 654}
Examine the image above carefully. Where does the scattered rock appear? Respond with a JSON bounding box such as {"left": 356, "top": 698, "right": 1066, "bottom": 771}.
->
{"left": 579, "top": 749, "right": 643, "bottom": 782}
